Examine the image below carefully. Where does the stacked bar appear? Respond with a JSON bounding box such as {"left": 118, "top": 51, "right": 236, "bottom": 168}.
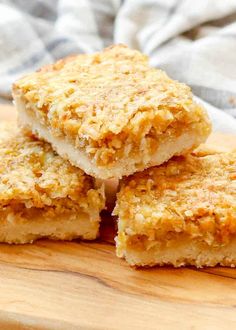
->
{"left": 13, "top": 45, "right": 210, "bottom": 179}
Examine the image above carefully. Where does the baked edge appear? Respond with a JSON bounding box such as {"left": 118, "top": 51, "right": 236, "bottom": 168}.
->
{"left": 15, "top": 93, "right": 209, "bottom": 179}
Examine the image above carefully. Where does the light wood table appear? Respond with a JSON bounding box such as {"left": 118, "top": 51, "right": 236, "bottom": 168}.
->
{"left": 0, "top": 105, "right": 236, "bottom": 330}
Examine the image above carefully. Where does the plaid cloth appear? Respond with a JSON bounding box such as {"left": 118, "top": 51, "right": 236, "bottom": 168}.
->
{"left": 0, "top": 0, "right": 236, "bottom": 132}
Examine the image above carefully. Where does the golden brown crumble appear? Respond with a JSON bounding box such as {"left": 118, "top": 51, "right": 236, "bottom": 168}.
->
{"left": 114, "top": 152, "right": 236, "bottom": 245}
{"left": 13, "top": 44, "right": 211, "bottom": 166}
{"left": 0, "top": 126, "right": 105, "bottom": 215}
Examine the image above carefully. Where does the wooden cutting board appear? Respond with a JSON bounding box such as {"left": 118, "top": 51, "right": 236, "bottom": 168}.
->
{"left": 0, "top": 105, "right": 236, "bottom": 330}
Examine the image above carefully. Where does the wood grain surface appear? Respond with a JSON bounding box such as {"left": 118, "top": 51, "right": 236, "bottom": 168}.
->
{"left": 0, "top": 105, "right": 236, "bottom": 330}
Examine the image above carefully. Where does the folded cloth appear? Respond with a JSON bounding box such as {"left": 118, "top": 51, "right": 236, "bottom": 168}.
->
{"left": 0, "top": 0, "right": 236, "bottom": 132}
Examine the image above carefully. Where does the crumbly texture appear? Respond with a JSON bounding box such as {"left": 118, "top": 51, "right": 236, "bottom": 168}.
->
{"left": 0, "top": 125, "right": 105, "bottom": 243}
{"left": 114, "top": 152, "right": 236, "bottom": 267}
{"left": 17, "top": 109, "right": 207, "bottom": 179}
{"left": 13, "top": 44, "right": 211, "bottom": 178}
